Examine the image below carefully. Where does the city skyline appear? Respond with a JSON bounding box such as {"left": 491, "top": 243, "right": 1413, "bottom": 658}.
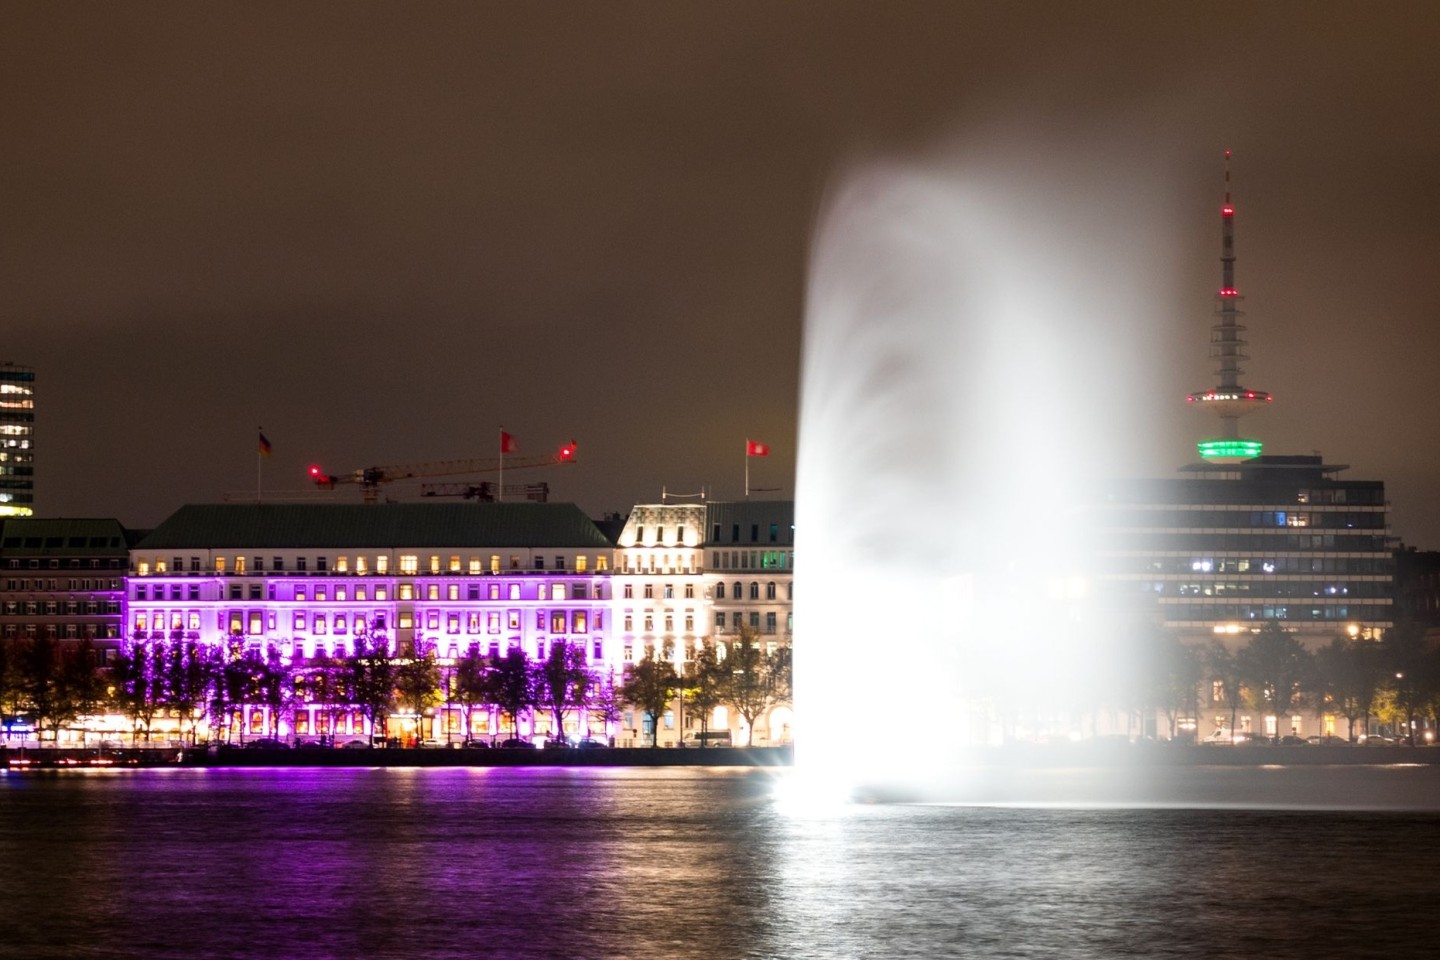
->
{"left": 6, "top": 5, "right": 1440, "bottom": 544}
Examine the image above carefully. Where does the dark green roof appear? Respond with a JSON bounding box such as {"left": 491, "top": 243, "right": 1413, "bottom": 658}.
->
{"left": 134, "top": 503, "right": 613, "bottom": 551}
{"left": 0, "top": 518, "right": 132, "bottom": 555}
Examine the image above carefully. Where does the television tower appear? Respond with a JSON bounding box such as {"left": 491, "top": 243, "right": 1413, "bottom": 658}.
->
{"left": 1186, "top": 150, "right": 1271, "bottom": 461}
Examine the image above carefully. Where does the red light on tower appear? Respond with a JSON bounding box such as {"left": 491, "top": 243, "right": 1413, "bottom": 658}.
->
{"left": 308, "top": 464, "right": 323, "bottom": 478}
{"left": 1222, "top": 205, "right": 1234, "bottom": 216}
{"left": 558, "top": 441, "right": 577, "bottom": 462}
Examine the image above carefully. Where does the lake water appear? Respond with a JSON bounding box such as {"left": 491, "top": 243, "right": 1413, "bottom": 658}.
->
{"left": 2, "top": 765, "right": 1438, "bottom": 959}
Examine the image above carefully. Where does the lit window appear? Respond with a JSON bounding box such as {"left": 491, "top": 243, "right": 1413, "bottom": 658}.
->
{"left": 314, "top": 615, "right": 327, "bottom": 635}
{"left": 336, "top": 556, "right": 349, "bottom": 573}
{"left": 551, "top": 584, "right": 565, "bottom": 601}
{"left": 399, "top": 584, "right": 413, "bottom": 600}
{"left": 429, "top": 556, "right": 440, "bottom": 574}
{"left": 469, "top": 557, "right": 481, "bottom": 575}
{"left": 576, "top": 556, "right": 587, "bottom": 573}
{"left": 376, "top": 556, "right": 389, "bottom": 574}
{"left": 400, "top": 555, "right": 418, "bottom": 575}
{"left": 448, "top": 584, "right": 459, "bottom": 601}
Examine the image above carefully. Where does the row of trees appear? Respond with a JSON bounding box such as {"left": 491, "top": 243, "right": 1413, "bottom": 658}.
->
{"left": 0, "top": 626, "right": 795, "bottom": 748}
{"left": 1144, "top": 621, "right": 1440, "bottom": 744}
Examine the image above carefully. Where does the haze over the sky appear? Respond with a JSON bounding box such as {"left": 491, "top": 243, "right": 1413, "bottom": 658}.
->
{"left": 6, "top": 3, "right": 1440, "bottom": 543}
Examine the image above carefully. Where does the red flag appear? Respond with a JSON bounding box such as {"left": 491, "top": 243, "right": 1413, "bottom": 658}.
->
{"left": 746, "top": 439, "right": 770, "bottom": 457}
{"left": 500, "top": 431, "right": 518, "bottom": 454}
{"left": 258, "top": 431, "right": 272, "bottom": 458}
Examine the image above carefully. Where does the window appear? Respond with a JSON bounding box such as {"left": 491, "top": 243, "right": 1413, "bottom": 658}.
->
{"left": 297, "top": 557, "right": 307, "bottom": 572}
{"left": 715, "top": 583, "right": 725, "bottom": 600}
{"left": 294, "top": 611, "right": 306, "bottom": 631}
{"left": 685, "top": 584, "right": 695, "bottom": 599}
{"left": 643, "top": 584, "right": 654, "bottom": 599}
{"left": 399, "top": 584, "right": 413, "bottom": 600}
{"left": 555, "top": 555, "right": 566, "bottom": 570}
{"left": 235, "top": 557, "right": 247, "bottom": 574}
{"left": 376, "top": 556, "right": 389, "bottom": 574}
{"left": 316, "top": 557, "right": 328, "bottom": 572}
{"left": 766, "top": 582, "right": 777, "bottom": 600}
{"left": 551, "top": 583, "right": 565, "bottom": 600}
{"left": 427, "top": 611, "right": 440, "bottom": 630}
{"left": 447, "top": 614, "right": 460, "bottom": 634}
{"left": 273, "top": 556, "right": 284, "bottom": 572}
{"left": 573, "top": 611, "right": 588, "bottom": 632}
{"left": 335, "top": 556, "right": 347, "bottom": 573}
{"left": 551, "top": 611, "right": 567, "bottom": 633}
{"left": 748, "top": 612, "right": 760, "bottom": 629}
{"left": 469, "top": 557, "right": 481, "bottom": 575}
{"left": 447, "top": 584, "right": 459, "bottom": 600}
{"left": 685, "top": 614, "right": 694, "bottom": 632}
{"left": 534, "top": 556, "right": 545, "bottom": 570}
{"left": 664, "top": 584, "right": 674, "bottom": 599}
{"left": 489, "top": 612, "right": 501, "bottom": 634}
{"left": 623, "top": 584, "right": 634, "bottom": 599}
{"left": 449, "top": 555, "right": 461, "bottom": 573}
{"left": 248, "top": 584, "right": 262, "bottom": 600}
{"left": 400, "top": 555, "right": 418, "bottom": 575}
{"left": 576, "top": 556, "right": 587, "bottom": 573}
{"left": 214, "top": 557, "right": 226, "bottom": 574}
{"left": 429, "top": 556, "right": 440, "bottom": 574}
{"left": 314, "top": 614, "right": 327, "bottom": 635}
{"left": 749, "top": 582, "right": 760, "bottom": 600}
{"left": 490, "top": 555, "right": 500, "bottom": 573}
{"left": 355, "top": 557, "right": 366, "bottom": 575}
{"left": 766, "top": 612, "right": 777, "bottom": 634}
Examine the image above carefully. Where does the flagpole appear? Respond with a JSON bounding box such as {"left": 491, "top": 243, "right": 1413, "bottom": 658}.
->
{"left": 257, "top": 426, "right": 263, "bottom": 502}
{"left": 498, "top": 426, "right": 504, "bottom": 503}
{"left": 744, "top": 439, "right": 749, "bottom": 498}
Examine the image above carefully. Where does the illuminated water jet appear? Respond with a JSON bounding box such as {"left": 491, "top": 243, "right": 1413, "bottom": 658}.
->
{"left": 792, "top": 153, "right": 1166, "bottom": 798}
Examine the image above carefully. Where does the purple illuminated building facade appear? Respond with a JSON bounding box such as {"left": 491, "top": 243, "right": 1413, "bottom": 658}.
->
{"left": 127, "top": 502, "right": 616, "bottom": 743}
{"left": 123, "top": 499, "right": 797, "bottom": 746}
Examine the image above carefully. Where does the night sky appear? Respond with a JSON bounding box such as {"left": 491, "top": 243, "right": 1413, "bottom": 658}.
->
{"left": 7, "top": 4, "right": 1440, "bottom": 543}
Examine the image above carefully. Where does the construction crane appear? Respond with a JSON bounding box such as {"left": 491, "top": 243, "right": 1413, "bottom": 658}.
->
{"left": 420, "top": 481, "right": 551, "bottom": 502}
{"left": 308, "top": 441, "right": 577, "bottom": 503}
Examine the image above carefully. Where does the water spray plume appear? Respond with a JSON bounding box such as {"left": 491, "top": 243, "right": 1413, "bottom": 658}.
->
{"left": 793, "top": 154, "right": 1163, "bottom": 799}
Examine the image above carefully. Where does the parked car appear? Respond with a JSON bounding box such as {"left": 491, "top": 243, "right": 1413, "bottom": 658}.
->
{"left": 1360, "top": 734, "right": 1397, "bottom": 745}
{"left": 462, "top": 739, "right": 491, "bottom": 749}
{"left": 244, "top": 738, "right": 288, "bottom": 750}
{"left": 417, "top": 738, "right": 451, "bottom": 749}
{"left": 1279, "top": 735, "right": 1309, "bottom": 746}
{"left": 498, "top": 738, "right": 535, "bottom": 749}
{"left": 339, "top": 739, "right": 372, "bottom": 750}
{"left": 1307, "top": 735, "right": 1351, "bottom": 746}
{"left": 1202, "top": 729, "right": 1240, "bottom": 745}
{"left": 542, "top": 739, "right": 572, "bottom": 750}
{"left": 296, "top": 739, "right": 327, "bottom": 750}
{"left": 576, "top": 739, "right": 609, "bottom": 750}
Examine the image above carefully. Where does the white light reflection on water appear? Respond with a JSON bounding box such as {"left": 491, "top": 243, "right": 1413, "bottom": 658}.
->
{"left": 793, "top": 151, "right": 1169, "bottom": 798}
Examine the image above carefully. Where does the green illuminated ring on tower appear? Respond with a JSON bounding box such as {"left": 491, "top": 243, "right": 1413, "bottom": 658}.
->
{"left": 1197, "top": 439, "right": 1263, "bottom": 460}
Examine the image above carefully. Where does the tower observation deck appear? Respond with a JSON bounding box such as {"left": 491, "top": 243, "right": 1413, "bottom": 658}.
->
{"left": 1186, "top": 151, "right": 1271, "bottom": 461}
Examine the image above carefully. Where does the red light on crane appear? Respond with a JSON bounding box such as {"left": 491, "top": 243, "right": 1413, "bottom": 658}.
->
{"left": 307, "top": 464, "right": 338, "bottom": 489}
{"left": 1221, "top": 205, "right": 1234, "bottom": 216}
{"left": 558, "top": 441, "right": 577, "bottom": 462}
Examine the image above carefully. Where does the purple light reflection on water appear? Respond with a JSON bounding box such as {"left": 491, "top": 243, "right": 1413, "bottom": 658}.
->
{"left": 2, "top": 766, "right": 1440, "bottom": 959}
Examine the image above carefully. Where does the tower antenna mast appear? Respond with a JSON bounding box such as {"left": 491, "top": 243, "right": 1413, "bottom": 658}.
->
{"left": 1187, "top": 150, "right": 1272, "bottom": 461}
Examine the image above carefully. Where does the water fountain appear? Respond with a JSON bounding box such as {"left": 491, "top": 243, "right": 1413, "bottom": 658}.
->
{"left": 792, "top": 153, "right": 1167, "bottom": 798}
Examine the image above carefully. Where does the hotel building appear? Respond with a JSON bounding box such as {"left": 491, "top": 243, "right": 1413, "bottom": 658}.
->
{"left": 123, "top": 500, "right": 797, "bottom": 746}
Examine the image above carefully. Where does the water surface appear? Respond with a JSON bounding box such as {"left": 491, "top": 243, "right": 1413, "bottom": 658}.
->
{"left": 2, "top": 766, "right": 1436, "bottom": 959}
